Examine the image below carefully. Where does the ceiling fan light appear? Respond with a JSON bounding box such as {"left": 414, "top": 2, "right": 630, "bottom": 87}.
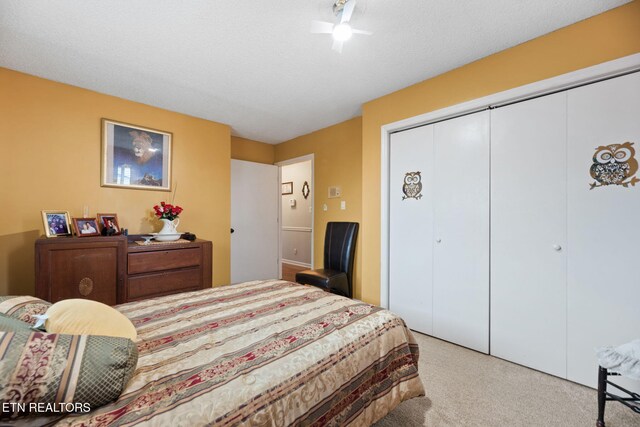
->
{"left": 332, "top": 23, "right": 353, "bottom": 41}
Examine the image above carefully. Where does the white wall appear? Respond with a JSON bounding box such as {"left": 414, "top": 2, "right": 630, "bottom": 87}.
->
{"left": 281, "top": 161, "right": 312, "bottom": 266}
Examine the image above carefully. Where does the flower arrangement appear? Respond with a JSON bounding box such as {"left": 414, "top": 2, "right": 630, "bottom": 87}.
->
{"left": 153, "top": 202, "right": 183, "bottom": 221}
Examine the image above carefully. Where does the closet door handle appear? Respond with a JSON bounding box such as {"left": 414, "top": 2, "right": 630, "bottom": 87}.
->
{"left": 436, "top": 238, "right": 442, "bottom": 243}
{"left": 553, "top": 244, "right": 562, "bottom": 251}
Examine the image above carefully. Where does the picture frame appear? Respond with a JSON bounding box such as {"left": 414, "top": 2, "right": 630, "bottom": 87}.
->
{"left": 72, "top": 218, "right": 101, "bottom": 237}
{"left": 97, "top": 213, "right": 121, "bottom": 236}
{"left": 41, "top": 210, "right": 72, "bottom": 238}
{"left": 101, "top": 118, "right": 172, "bottom": 191}
{"left": 281, "top": 181, "right": 293, "bottom": 195}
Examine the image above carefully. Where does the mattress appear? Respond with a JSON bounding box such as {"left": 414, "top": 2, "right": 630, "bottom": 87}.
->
{"left": 47, "top": 280, "right": 425, "bottom": 426}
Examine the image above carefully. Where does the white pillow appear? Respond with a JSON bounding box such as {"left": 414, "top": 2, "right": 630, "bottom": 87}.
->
{"left": 596, "top": 339, "right": 640, "bottom": 380}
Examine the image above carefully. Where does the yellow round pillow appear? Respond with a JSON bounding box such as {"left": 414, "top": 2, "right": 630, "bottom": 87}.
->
{"left": 45, "top": 299, "right": 137, "bottom": 340}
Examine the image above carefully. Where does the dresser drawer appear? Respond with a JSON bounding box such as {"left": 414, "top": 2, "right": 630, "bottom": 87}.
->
{"left": 128, "top": 247, "right": 201, "bottom": 274}
{"left": 127, "top": 268, "right": 201, "bottom": 300}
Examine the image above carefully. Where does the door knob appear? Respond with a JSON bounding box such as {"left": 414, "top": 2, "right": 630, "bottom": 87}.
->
{"left": 231, "top": 228, "right": 235, "bottom": 234}
{"left": 553, "top": 244, "right": 562, "bottom": 251}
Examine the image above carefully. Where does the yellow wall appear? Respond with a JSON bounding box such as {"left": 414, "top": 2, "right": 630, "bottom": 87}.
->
{"left": 231, "top": 136, "right": 275, "bottom": 164}
{"left": 0, "top": 68, "right": 231, "bottom": 295}
{"left": 360, "top": 1, "right": 640, "bottom": 305}
{"left": 274, "top": 117, "right": 363, "bottom": 298}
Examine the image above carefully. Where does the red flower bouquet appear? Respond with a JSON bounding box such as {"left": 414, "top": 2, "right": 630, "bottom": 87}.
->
{"left": 153, "top": 202, "right": 183, "bottom": 221}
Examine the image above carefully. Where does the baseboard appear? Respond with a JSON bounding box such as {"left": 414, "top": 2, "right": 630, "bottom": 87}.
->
{"left": 282, "top": 259, "right": 311, "bottom": 268}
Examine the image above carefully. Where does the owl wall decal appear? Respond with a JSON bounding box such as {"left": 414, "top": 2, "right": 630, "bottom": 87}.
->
{"left": 589, "top": 141, "right": 639, "bottom": 190}
{"left": 402, "top": 171, "right": 423, "bottom": 200}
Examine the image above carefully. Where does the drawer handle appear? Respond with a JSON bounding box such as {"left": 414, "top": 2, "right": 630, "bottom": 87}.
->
{"left": 79, "top": 277, "right": 94, "bottom": 296}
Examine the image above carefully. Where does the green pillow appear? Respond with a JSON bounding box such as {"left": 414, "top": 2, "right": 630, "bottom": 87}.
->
{"left": 0, "top": 313, "right": 33, "bottom": 331}
{"left": 0, "top": 296, "right": 51, "bottom": 326}
{"left": 0, "top": 330, "right": 138, "bottom": 419}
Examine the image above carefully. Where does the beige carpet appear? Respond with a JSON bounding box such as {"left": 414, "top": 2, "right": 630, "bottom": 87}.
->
{"left": 374, "top": 332, "right": 639, "bottom": 427}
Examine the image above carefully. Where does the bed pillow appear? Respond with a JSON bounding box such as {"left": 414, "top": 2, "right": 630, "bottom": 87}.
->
{"left": 43, "top": 299, "right": 137, "bottom": 340}
{"left": 0, "top": 313, "right": 33, "bottom": 332}
{"left": 0, "top": 296, "right": 51, "bottom": 326}
{"left": 0, "top": 330, "right": 138, "bottom": 419}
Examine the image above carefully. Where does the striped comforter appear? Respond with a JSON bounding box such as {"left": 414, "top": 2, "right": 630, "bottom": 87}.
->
{"left": 52, "top": 280, "right": 425, "bottom": 426}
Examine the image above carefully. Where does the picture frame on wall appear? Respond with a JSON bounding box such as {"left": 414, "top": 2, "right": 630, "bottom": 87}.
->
{"left": 41, "top": 210, "right": 72, "bottom": 238}
{"left": 72, "top": 218, "right": 101, "bottom": 237}
{"left": 101, "top": 119, "right": 172, "bottom": 191}
{"left": 97, "top": 213, "right": 121, "bottom": 236}
{"left": 281, "top": 181, "right": 293, "bottom": 195}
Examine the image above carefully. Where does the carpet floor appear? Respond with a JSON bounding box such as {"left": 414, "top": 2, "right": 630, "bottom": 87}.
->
{"left": 374, "top": 332, "right": 639, "bottom": 426}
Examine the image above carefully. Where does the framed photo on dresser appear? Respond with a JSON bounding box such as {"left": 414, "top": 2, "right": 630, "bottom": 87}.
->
{"left": 72, "top": 218, "right": 101, "bottom": 237}
{"left": 97, "top": 213, "right": 121, "bottom": 236}
{"left": 41, "top": 210, "right": 72, "bottom": 238}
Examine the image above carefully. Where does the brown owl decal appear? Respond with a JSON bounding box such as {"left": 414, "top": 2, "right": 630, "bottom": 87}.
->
{"left": 589, "top": 142, "right": 639, "bottom": 190}
{"left": 402, "top": 171, "right": 422, "bottom": 200}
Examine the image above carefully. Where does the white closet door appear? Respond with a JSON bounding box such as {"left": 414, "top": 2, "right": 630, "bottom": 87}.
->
{"left": 491, "top": 93, "right": 568, "bottom": 377}
{"left": 433, "top": 111, "right": 490, "bottom": 353}
{"left": 389, "top": 125, "right": 435, "bottom": 334}
{"left": 567, "top": 72, "right": 640, "bottom": 391}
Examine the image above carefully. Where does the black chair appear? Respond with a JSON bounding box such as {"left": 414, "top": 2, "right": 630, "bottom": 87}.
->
{"left": 295, "top": 222, "right": 359, "bottom": 298}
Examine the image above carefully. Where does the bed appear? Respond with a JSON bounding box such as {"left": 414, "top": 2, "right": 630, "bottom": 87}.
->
{"left": 28, "top": 279, "right": 423, "bottom": 426}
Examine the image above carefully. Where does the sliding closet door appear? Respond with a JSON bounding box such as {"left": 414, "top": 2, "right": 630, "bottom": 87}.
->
{"left": 389, "top": 125, "right": 435, "bottom": 334}
{"left": 491, "top": 93, "right": 567, "bottom": 377}
{"left": 432, "top": 111, "right": 490, "bottom": 353}
{"left": 567, "top": 72, "right": 640, "bottom": 390}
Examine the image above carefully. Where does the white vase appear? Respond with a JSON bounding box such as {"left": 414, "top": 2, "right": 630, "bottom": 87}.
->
{"left": 156, "top": 218, "right": 180, "bottom": 241}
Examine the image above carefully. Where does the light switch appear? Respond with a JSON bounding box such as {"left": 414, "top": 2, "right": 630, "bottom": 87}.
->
{"left": 340, "top": 201, "right": 346, "bottom": 210}
{"left": 323, "top": 204, "right": 328, "bottom": 211}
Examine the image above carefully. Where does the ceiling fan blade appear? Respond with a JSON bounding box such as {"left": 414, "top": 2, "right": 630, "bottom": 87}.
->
{"left": 331, "top": 39, "right": 344, "bottom": 53}
{"left": 310, "top": 20, "right": 334, "bottom": 34}
{"left": 352, "top": 28, "right": 372, "bottom": 36}
{"left": 340, "top": 0, "right": 356, "bottom": 23}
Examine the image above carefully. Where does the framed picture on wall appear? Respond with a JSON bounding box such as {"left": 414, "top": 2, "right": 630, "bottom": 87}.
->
{"left": 101, "top": 119, "right": 172, "bottom": 191}
{"left": 282, "top": 181, "right": 293, "bottom": 195}
{"left": 72, "top": 218, "right": 101, "bottom": 237}
{"left": 41, "top": 210, "right": 72, "bottom": 238}
{"left": 97, "top": 213, "right": 121, "bottom": 236}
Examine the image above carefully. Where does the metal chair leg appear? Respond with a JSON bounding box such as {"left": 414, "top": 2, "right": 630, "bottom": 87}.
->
{"left": 597, "top": 366, "right": 607, "bottom": 427}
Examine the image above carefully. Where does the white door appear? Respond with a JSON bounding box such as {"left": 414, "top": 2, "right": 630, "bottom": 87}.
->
{"left": 491, "top": 93, "right": 568, "bottom": 377}
{"left": 389, "top": 125, "right": 435, "bottom": 334}
{"left": 231, "top": 159, "right": 279, "bottom": 283}
{"left": 567, "top": 72, "right": 640, "bottom": 391}
{"left": 433, "top": 111, "right": 490, "bottom": 353}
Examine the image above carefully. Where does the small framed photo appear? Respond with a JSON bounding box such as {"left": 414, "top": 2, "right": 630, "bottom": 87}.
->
{"left": 101, "top": 119, "right": 172, "bottom": 191}
{"left": 72, "top": 218, "right": 101, "bottom": 237}
{"left": 97, "top": 213, "right": 121, "bottom": 236}
{"left": 42, "top": 211, "right": 72, "bottom": 238}
{"left": 281, "top": 181, "right": 293, "bottom": 195}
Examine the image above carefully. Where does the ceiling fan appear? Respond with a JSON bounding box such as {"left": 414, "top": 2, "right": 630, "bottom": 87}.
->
{"left": 310, "top": 0, "right": 372, "bottom": 53}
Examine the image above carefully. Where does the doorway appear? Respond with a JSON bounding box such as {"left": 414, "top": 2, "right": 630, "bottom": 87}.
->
{"left": 276, "top": 155, "right": 314, "bottom": 282}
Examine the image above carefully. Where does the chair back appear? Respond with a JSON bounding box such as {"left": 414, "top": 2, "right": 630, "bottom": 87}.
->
{"left": 323, "top": 222, "right": 359, "bottom": 288}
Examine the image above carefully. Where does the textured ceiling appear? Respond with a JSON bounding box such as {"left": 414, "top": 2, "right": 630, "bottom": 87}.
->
{"left": 0, "top": 0, "right": 629, "bottom": 143}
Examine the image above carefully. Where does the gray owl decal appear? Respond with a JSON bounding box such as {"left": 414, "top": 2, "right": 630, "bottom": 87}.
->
{"left": 589, "top": 142, "right": 639, "bottom": 189}
{"left": 402, "top": 171, "right": 422, "bottom": 200}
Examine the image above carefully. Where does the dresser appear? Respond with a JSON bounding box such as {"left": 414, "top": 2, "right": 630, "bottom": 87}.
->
{"left": 35, "top": 235, "right": 126, "bottom": 305}
{"left": 35, "top": 236, "right": 212, "bottom": 304}
{"left": 125, "top": 238, "right": 212, "bottom": 302}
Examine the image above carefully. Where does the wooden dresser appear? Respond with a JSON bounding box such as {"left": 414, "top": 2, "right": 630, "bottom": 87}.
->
{"left": 35, "top": 236, "right": 212, "bottom": 304}
{"left": 125, "top": 238, "right": 212, "bottom": 302}
{"left": 35, "top": 235, "right": 126, "bottom": 305}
